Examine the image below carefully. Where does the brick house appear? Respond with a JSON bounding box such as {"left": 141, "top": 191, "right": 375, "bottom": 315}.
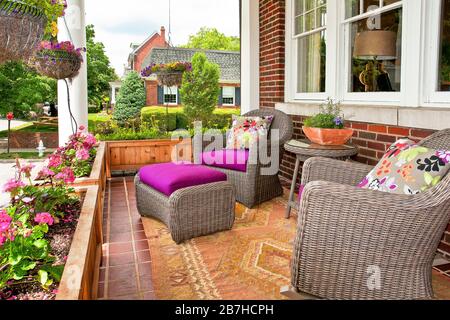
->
{"left": 240, "top": 0, "right": 450, "bottom": 259}
{"left": 126, "top": 26, "right": 169, "bottom": 75}
{"left": 140, "top": 47, "right": 241, "bottom": 108}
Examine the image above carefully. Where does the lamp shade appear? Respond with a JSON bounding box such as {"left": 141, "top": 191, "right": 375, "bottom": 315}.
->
{"left": 353, "top": 30, "right": 397, "bottom": 60}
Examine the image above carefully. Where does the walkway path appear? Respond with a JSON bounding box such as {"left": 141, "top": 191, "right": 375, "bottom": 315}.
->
{"left": 0, "top": 119, "right": 28, "bottom": 131}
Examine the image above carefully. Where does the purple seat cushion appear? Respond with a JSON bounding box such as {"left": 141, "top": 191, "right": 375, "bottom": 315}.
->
{"left": 201, "top": 149, "right": 249, "bottom": 173}
{"left": 139, "top": 162, "right": 227, "bottom": 197}
{"left": 297, "top": 184, "right": 305, "bottom": 202}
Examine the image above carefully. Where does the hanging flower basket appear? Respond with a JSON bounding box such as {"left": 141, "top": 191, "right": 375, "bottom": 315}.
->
{"left": 0, "top": 0, "right": 47, "bottom": 64}
{"left": 141, "top": 61, "right": 192, "bottom": 87}
{"left": 31, "top": 41, "right": 85, "bottom": 80}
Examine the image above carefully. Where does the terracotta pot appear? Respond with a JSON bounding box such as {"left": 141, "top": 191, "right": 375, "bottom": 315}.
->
{"left": 302, "top": 127, "right": 354, "bottom": 146}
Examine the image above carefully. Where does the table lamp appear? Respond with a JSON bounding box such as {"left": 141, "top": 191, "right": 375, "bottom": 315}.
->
{"left": 353, "top": 30, "right": 397, "bottom": 92}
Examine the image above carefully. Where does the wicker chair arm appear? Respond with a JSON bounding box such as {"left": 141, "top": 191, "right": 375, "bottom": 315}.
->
{"left": 301, "top": 157, "right": 373, "bottom": 186}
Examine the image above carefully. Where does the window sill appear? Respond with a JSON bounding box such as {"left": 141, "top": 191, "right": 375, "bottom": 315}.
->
{"left": 276, "top": 102, "right": 450, "bottom": 130}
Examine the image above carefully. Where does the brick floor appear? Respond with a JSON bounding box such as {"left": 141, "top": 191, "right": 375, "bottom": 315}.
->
{"left": 98, "top": 177, "right": 155, "bottom": 300}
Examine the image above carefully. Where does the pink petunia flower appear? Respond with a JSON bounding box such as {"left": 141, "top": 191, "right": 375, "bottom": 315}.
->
{"left": 0, "top": 210, "right": 12, "bottom": 233}
{"left": 34, "top": 213, "right": 54, "bottom": 226}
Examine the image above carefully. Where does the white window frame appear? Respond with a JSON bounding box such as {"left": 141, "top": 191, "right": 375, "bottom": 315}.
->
{"left": 285, "top": 0, "right": 450, "bottom": 108}
{"left": 222, "top": 86, "right": 236, "bottom": 106}
{"left": 423, "top": 0, "right": 450, "bottom": 106}
{"left": 163, "top": 86, "right": 178, "bottom": 106}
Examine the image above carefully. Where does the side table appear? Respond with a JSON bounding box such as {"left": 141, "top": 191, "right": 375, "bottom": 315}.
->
{"left": 284, "top": 139, "right": 358, "bottom": 218}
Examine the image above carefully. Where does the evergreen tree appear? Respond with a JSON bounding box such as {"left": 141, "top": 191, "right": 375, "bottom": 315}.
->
{"left": 113, "top": 71, "right": 146, "bottom": 125}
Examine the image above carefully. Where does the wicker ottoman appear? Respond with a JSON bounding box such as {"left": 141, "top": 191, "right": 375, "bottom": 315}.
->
{"left": 135, "top": 163, "right": 236, "bottom": 244}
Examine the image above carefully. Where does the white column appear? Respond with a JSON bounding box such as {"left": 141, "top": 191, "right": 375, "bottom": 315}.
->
{"left": 111, "top": 84, "right": 116, "bottom": 105}
{"left": 240, "top": 0, "right": 260, "bottom": 114}
{"left": 57, "top": 0, "right": 88, "bottom": 146}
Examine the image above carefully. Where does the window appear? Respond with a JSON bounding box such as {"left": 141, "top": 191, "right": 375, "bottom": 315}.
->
{"left": 294, "top": 0, "right": 327, "bottom": 94}
{"left": 344, "top": 1, "right": 403, "bottom": 94}
{"left": 439, "top": 0, "right": 450, "bottom": 92}
{"left": 164, "top": 86, "right": 177, "bottom": 105}
{"left": 222, "top": 87, "right": 235, "bottom": 106}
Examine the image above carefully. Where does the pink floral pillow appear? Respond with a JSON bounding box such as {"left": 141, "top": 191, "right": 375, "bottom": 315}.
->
{"left": 358, "top": 139, "right": 450, "bottom": 195}
{"left": 226, "top": 115, "right": 274, "bottom": 150}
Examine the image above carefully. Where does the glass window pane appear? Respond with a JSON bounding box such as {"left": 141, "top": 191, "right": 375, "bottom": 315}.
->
{"left": 295, "top": 16, "right": 304, "bottom": 35}
{"left": 222, "top": 87, "right": 235, "bottom": 97}
{"left": 297, "top": 31, "right": 326, "bottom": 93}
{"left": 295, "top": 0, "right": 304, "bottom": 15}
{"left": 317, "top": 5, "right": 327, "bottom": 28}
{"left": 439, "top": 0, "right": 450, "bottom": 91}
{"left": 304, "top": 11, "right": 316, "bottom": 32}
{"left": 346, "top": 0, "right": 401, "bottom": 19}
{"left": 349, "top": 8, "right": 402, "bottom": 92}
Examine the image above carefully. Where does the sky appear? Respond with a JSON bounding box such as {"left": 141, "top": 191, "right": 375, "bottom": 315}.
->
{"left": 85, "top": 0, "right": 240, "bottom": 77}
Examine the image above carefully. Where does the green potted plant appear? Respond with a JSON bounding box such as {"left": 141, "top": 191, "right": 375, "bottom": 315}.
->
{"left": 303, "top": 98, "right": 353, "bottom": 146}
{"left": 0, "top": 0, "right": 66, "bottom": 65}
{"left": 141, "top": 61, "right": 192, "bottom": 87}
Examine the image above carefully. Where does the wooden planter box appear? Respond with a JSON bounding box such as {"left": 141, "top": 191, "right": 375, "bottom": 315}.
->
{"left": 56, "top": 185, "right": 103, "bottom": 300}
{"left": 70, "top": 142, "right": 107, "bottom": 193}
{"left": 105, "top": 139, "right": 192, "bottom": 178}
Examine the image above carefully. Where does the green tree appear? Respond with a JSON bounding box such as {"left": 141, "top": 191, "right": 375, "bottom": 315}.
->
{"left": 180, "top": 53, "right": 220, "bottom": 124}
{"left": 112, "top": 71, "right": 146, "bottom": 125}
{"left": 0, "top": 61, "right": 56, "bottom": 118}
{"left": 182, "top": 27, "right": 240, "bottom": 51}
{"left": 86, "top": 24, "right": 118, "bottom": 107}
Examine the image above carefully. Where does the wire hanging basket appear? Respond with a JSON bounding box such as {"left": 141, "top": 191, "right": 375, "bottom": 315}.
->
{"left": 31, "top": 47, "right": 83, "bottom": 80}
{"left": 0, "top": 0, "right": 46, "bottom": 65}
{"left": 154, "top": 70, "right": 184, "bottom": 87}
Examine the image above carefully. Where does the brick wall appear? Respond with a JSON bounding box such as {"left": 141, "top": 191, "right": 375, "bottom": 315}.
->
{"left": 133, "top": 27, "right": 168, "bottom": 73}
{"left": 259, "top": 0, "right": 285, "bottom": 108}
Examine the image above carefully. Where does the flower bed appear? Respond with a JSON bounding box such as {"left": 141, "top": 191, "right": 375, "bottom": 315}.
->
{"left": 0, "top": 162, "right": 102, "bottom": 300}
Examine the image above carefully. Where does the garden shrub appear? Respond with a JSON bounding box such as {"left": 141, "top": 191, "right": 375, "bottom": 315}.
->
{"left": 180, "top": 53, "right": 220, "bottom": 125}
{"left": 88, "top": 105, "right": 102, "bottom": 114}
{"left": 141, "top": 108, "right": 177, "bottom": 132}
{"left": 112, "top": 71, "right": 146, "bottom": 126}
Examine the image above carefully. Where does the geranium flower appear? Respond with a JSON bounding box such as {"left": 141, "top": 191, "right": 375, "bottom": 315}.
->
{"left": 20, "top": 163, "right": 35, "bottom": 178}
{"left": 76, "top": 148, "right": 90, "bottom": 161}
{"left": 34, "top": 213, "right": 54, "bottom": 226}
{"left": 2, "top": 179, "right": 25, "bottom": 194}
{"left": 0, "top": 234, "right": 6, "bottom": 247}
{"left": 54, "top": 167, "right": 75, "bottom": 184}
{"left": 437, "top": 150, "right": 450, "bottom": 164}
{"left": 38, "top": 167, "right": 55, "bottom": 178}
{"left": 0, "top": 211, "right": 12, "bottom": 233}
{"left": 48, "top": 154, "right": 62, "bottom": 168}
{"left": 22, "top": 197, "right": 34, "bottom": 204}
{"left": 83, "top": 134, "right": 97, "bottom": 148}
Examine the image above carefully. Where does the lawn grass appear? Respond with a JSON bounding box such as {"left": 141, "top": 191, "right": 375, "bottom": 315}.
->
{"left": 0, "top": 152, "right": 52, "bottom": 160}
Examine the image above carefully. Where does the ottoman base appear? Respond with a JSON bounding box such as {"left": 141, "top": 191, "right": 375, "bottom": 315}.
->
{"left": 135, "top": 175, "right": 235, "bottom": 244}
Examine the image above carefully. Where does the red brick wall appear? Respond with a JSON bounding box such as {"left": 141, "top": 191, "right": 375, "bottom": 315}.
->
{"left": 145, "top": 80, "right": 158, "bottom": 106}
{"left": 259, "top": 0, "right": 285, "bottom": 108}
{"left": 9, "top": 132, "right": 59, "bottom": 149}
{"left": 133, "top": 27, "right": 168, "bottom": 73}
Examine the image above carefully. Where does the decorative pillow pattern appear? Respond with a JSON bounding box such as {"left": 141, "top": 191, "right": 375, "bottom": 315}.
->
{"left": 358, "top": 139, "right": 450, "bottom": 195}
{"left": 226, "top": 115, "right": 274, "bottom": 150}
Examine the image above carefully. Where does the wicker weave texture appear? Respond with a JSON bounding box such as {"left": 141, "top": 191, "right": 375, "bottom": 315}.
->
{"left": 291, "top": 129, "right": 450, "bottom": 300}
{"left": 135, "top": 175, "right": 235, "bottom": 244}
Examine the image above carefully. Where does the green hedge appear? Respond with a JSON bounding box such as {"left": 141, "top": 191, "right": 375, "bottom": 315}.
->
{"left": 141, "top": 107, "right": 240, "bottom": 130}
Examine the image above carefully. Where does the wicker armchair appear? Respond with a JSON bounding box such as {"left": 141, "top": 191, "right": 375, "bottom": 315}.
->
{"left": 197, "top": 109, "right": 293, "bottom": 208}
{"left": 291, "top": 129, "right": 450, "bottom": 300}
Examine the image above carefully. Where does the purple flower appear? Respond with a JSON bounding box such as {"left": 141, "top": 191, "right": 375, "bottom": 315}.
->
{"left": 334, "top": 117, "right": 344, "bottom": 127}
{"left": 437, "top": 150, "right": 450, "bottom": 164}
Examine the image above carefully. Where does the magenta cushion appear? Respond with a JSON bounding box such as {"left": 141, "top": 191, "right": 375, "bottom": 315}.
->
{"left": 297, "top": 184, "right": 305, "bottom": 202}
{"left": 139, "top": 162, "right": 227, "bottom": 197}
{"left": 201, "top": 149, "right": 249, "bottom": 173}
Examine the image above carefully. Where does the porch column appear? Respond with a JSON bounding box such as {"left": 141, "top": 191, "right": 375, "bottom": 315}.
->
{"left": 240, "top": 0, "right": 260, "bottom": 114}
{"left": 57, "top": 0, "right": 88, "bottom": 146}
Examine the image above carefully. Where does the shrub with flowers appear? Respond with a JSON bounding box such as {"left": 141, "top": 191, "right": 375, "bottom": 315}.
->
{"left": 0, "top": 160, "right": 80, "bottom": 300}
{"left": 141, "top": 61, "right": 192, "bottom": 78}
{"left": 37, "top": 126, "right": 97, "bottom": 181}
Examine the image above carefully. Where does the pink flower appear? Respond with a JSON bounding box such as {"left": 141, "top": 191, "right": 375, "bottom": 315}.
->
{"left": 54, "top": 167, "right": 75, "bottom": 184}
{"left": 0, "top": 234, "right": 6, "bottom": 247}
{"left": 20, "top": 163, "right": 35, "bottom": 178}
{"left": 83, "top": 134, "right": 97, "bottom": 149}
{"left": 2, "top": 179, "right": 25, "bottom": 193}
{"left": 0, "top": 210, "right": 12, "bottom": 233}
{"left": 22, "top": 197, "right": 34, "bottom": 204}
{"left": 75, "top": 148, "right": 90, "bottom": 161}
{"left": 437, "top": 150, "right": 450, "bottom": 164}
{"left": 79, "top": 125, "right": 86, "bottom": 131}
{"left": 38, "top": 167, "right": 55, "bottom": 178}
{"left": 48, "top": 154, "right": 62, "bottom": 168}
{"left": 34, "top": 213, "right": 54, "bottom": 226}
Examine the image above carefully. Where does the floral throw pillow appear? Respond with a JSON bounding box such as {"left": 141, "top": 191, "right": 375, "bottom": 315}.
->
{"left": 226, "top": 115, "right": 274, "bottom": 150}
{"left": 358, "top": 139, "right": 450, "bottom": 195}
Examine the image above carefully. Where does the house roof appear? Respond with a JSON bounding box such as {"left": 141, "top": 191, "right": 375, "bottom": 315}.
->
{"left": 142, "top": 47, "right": 241, "bottom": 82}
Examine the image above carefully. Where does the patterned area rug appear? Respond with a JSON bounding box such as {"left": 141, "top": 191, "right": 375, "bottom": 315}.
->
{"left": 142, "top": 194, "right": 450, "bottom": 300}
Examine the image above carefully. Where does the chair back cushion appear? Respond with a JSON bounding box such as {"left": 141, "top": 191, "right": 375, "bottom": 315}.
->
{"left": 226, "top": 115, "right": 274, "bottom": 150}
{"left": 359, "top": 138, "right": 450, "bottom": 195}
{"left": 201, "top": 149, "right": 249, "bottom": 172}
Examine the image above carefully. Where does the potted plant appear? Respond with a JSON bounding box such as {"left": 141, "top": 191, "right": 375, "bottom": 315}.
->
{"left": 141, "top": 61, "right": 192, "bottom": 87}
{"left": 303, "top": 99, "right": 353, "bottom": 146}
{"left": 31, "top": 40, "right": 85, "bottom": 80}
{"left": 0, "top": 0, "right": 66, "bottom": 65}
